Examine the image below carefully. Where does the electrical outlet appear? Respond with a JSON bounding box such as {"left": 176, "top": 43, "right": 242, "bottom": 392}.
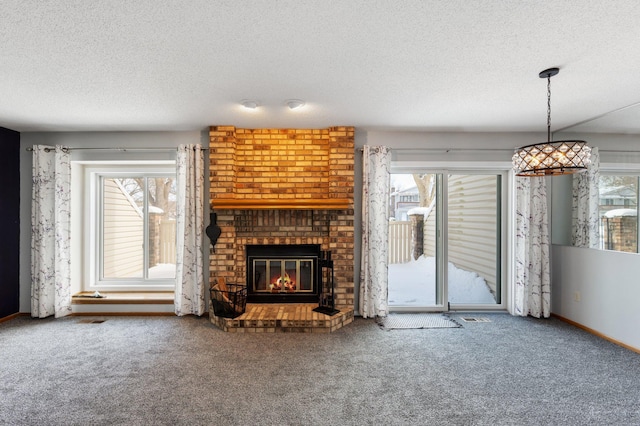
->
{"left": 574, "top": 291, "right": 581, "bottom": 302}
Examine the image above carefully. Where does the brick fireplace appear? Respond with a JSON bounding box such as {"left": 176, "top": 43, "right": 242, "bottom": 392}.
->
{"left": 208, "top": 126, "right": 355, "bottom": 332}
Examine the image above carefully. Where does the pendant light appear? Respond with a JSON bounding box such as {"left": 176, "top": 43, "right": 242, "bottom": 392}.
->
{"left": 512, "top": 68, "right": 591, "bottom": 176}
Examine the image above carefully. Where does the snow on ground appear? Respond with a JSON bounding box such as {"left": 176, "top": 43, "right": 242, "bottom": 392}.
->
{"left": 149, "top": 263, "right": 176, "bottom": 279}
{"left": 388, "top": 256, "right": 495, "bottom": 306}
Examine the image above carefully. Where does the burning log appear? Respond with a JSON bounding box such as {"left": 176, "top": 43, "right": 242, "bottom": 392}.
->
{"left": 268, "top": 272, "right": 298, "bottom": 293}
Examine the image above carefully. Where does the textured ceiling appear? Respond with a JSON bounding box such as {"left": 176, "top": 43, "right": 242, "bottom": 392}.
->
{"left": 2, "top": 0, "right": 640, "bottom": 133}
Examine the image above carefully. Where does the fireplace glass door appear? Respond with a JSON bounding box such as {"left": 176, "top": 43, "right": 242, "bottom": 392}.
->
{"left": 252, "top": 258, "right": 314, "bottom": 294}
{"left": 246, "top": 244, "right": 321, "bottom": 303}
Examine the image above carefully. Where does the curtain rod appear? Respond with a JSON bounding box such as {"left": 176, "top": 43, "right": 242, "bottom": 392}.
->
{"left": 596, "top": 149, "right": 640, "bottom": 153}
{"left": 358, "top": 148, "right": 513, "bottom": 153}
{"left": 358, "top": 147, "right": 640, "bottom": 154}
{"left": 25, "top": 146, "right": 208, "bottom": 152}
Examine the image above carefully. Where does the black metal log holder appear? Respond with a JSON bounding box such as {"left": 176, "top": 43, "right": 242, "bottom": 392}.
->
{"left": 313, "top": 250, "right": 340, "bottom": 316}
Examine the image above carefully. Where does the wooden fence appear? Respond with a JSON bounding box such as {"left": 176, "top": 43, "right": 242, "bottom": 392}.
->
{"left": 159, "top": 220, "right": 176, "bottom": 264}
{"left": 388, "top": 221, "right": 412, "bottom": 264}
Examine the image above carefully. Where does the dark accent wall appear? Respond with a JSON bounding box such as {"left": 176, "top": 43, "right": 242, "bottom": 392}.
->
{"left": 0, "top": 127, "right": 20, "bottom": 318}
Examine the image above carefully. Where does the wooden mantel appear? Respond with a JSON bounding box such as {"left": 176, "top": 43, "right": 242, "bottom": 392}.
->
{"left": 209, "top": 126, "right": 354, "bottom": 211}
{"left": 211, "top": 198, "right": 352, "bottom": 210}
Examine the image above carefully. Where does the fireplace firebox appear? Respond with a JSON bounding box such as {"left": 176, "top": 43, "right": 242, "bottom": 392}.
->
{"left": 246, "top": 244, "right": 321, "bottom": 303}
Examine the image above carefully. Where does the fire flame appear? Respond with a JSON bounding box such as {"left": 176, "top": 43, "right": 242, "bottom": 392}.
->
{"left": 269, "top": 272, "right": 296, "bottom": 292}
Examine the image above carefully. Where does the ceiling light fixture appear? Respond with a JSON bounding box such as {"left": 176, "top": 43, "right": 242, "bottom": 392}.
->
{"left": 512, "top": 68, "right": 591, "bottom": 176}
{"left": 240, "top": 99, "right": 258, "bottom": 109}
{"left": 286, "top": 99, "right": 305, "bottom": 110}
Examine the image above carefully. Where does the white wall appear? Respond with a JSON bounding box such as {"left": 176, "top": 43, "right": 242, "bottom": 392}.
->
{"left": 19, "top": 131, "right": 205, "bottom": 312}
{"left": 549, "top": 132, "right": 640, "bottom": 350}
{"left": 552, "top": 245, "right": 640, "bottom": 349}
{"left": 365, "top": 131, "right": 541, "bottom": 163}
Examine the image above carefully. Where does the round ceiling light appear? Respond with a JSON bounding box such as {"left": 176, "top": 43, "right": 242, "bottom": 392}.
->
{"left": 240, "top": 99, "right": 258, "bottom": 109}
{"left": 286, "top": 99, "right": 305, "bottom": 110}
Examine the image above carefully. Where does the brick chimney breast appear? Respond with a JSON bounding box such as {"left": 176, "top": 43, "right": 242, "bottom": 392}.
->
{"left": 208, "top": 126, "right": 355, "bottom": 308}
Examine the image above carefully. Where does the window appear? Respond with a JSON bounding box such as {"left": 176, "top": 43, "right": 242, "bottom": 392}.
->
{"left": 85, "top": 165, "right": 177, "bottom": 290}
{"left": 599, "top": 174, "right": 639, "bottom": 253}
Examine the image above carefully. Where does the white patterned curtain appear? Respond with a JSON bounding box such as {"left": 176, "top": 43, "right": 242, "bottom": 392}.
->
{"left": 175, "top": 144, "right": 206, "bottom": 316}
{"left": 572, "top": 147, "right": 600, "bottom": 248}
{"left": 31, "top": 145, "right": 72, "bottom": 318}
{"left": 513, "top": 176, "right": 551, "bottom": 318}
{"left": 359, "top": 145, "right": 391, "bottom": 318}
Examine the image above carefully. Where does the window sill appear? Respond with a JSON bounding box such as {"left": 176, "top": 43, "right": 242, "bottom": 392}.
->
{"left": 72, "top": 291, "right": 174, "bottom": 305}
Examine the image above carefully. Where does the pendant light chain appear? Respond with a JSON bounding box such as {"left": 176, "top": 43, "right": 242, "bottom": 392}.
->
{"left": 546, "top": 74, "right": 552, "bottom": 142}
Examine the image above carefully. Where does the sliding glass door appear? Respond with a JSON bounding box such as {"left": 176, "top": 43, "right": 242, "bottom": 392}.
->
{"left": 388, "top": 173, "right": 441, "bottom": 308}
{"left": 388, "top": 171, "right": 504, "bottom": 311}
{"left": 447, "top": 173, "right": 501, "bottom": 307}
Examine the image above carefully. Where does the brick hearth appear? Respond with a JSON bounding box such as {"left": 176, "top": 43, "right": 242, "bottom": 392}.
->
{"left": 209, "top": 304, "right": 354, "bottom": 333}
{"left": 208, "top": 126, "right": 355, "bottom": 332}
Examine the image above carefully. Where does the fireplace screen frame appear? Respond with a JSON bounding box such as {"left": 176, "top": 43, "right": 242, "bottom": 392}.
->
{"left": 251, "top": 258, "right": 315, "bottom": 294}
{"left": 246, "top": 244, "right": 321, "bottom": 303}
